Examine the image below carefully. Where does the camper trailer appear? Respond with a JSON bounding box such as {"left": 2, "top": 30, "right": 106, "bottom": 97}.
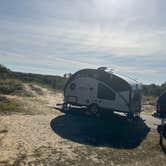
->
{"left": 63, "top": 67, "right": 142, "bottom": 118}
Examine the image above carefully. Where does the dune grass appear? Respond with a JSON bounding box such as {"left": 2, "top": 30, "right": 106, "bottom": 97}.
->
{"left": 0, "top": 95, "right": 22, "bottom": 115}
{"left": 0, "top": 79, "right": 23, "bottom": 95}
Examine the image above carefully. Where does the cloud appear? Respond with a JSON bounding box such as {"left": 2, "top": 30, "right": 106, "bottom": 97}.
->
{"left": 0, "top": 0, "right": 166, "bottom": 83}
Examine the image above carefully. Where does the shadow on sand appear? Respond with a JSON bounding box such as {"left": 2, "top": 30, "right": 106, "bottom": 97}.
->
{"left": 50, "top": 108, "right": 150, "bottom": 149}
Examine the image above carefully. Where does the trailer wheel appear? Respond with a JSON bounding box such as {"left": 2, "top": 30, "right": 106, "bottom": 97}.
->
{"left": 87, "top": 104, "right": 100, "bottom": 117}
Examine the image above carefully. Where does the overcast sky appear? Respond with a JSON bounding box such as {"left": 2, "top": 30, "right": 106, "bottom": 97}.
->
{"left": 0, "top": 0, "right": 166, "bottom": 84}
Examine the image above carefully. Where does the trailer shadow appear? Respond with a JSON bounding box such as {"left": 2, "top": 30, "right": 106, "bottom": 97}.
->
{"left": 50, "top": 108, "right": 150, "bottom": 149}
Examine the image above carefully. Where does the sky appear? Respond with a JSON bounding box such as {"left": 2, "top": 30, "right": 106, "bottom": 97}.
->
{"left": 0, "top": 0, "right": 166, "bottom": 84}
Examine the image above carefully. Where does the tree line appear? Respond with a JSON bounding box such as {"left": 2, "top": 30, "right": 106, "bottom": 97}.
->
{"left": 0, "top": 64, "right": 67, "bottom": 91}
{"left": 0, "top": 64, "right": 165, "bottom": 95}
{"left": 143, "top": 83, "right": 166, "bottom": 96}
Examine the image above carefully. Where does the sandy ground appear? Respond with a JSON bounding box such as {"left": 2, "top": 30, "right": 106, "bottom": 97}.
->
{"left": 141, "top": 114, "right": 161, "bottom": 129}
{"left": 0, "top": 86, "right": 166, "bottom": 166}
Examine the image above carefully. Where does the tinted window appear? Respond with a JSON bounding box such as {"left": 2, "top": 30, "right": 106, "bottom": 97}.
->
{"left": 98, "top": 83, "right": 115, "bottom": 100}
{"left": 96, "top": 70, "right": 130, "bottom": 92}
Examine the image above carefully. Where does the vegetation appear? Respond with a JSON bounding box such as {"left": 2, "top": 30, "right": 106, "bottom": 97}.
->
{"left": 0, "top": 64, "right": 14, "bottom": 79}
{"left": 0, "top": 64, "right": 11, "bottom": 74}
{"left": 14, "top": 72, "right": 66, "bottom": 90}
{"left": 0, "top": 95, "right": 22, "bottom": 115}
{"left": 0, "top": 79, "right": 23, "bottom": 94}
{"left": 0, "top": 64, "right": 67, "bottom": 92}
{"left": 143, "top": 83, "right": 166, "bottom": 96}
{"left": 0, "top": 64, "right": 67, "bottom": 115}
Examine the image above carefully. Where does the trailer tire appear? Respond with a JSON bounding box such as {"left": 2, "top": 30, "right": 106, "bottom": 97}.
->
{"left": 87, "top": 104, "right": 100, "bottom": 117}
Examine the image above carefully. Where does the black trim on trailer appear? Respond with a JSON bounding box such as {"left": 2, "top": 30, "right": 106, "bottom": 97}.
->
{"left": 129, "top": 88, "right": 132, "bottom": 113}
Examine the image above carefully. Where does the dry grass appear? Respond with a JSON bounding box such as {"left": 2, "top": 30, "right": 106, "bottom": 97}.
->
{"left": 0, "top": 79, "right": 23, "bottom": 94}
{"left": 0, "top": 95, "right": 23, "bottom": 115}
{"left": 0, "top": 83, "right": 63, "bottom": 116}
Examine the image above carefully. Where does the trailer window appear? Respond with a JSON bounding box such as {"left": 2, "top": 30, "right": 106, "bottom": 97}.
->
{"left": 98, "top": 83, "right": 115, "bottom": 100}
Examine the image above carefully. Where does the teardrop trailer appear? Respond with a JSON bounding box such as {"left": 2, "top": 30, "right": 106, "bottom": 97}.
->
{"left": 61, "top": 67, "right": 142, "bottom": 119}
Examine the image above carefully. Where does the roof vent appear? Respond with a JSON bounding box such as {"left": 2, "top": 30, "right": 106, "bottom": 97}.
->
{"left": 97, "top": 67, "right": 107, "bottom": 71}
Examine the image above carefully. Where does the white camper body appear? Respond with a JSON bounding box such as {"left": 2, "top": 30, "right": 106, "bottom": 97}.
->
{"left": 63, "top": 68, "right": 142, "bottom": 117}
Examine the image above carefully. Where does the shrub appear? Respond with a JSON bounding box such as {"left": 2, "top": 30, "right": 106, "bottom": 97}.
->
{"left": 0, "top": 95, "right": 21, "bottom": 115}
{"left": 0, "top": 79, "right": 23, "bottom": 94}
